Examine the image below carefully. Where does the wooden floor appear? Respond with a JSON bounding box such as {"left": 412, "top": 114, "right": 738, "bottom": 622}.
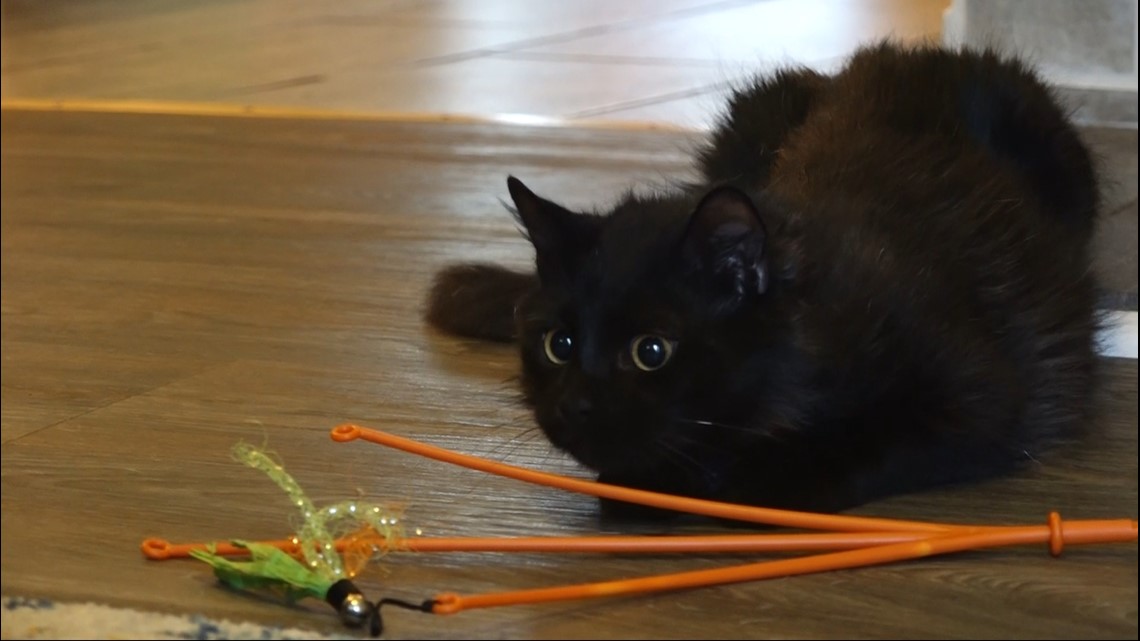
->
{"left": 1, "top": 108, "right": 1136, "bottom": 640}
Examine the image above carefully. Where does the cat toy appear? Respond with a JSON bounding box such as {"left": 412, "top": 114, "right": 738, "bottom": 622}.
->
{"left": 151, "top": 442, "right": 423, "bottom": 636}
{"left": 143, "top": 424, "right": 1138, "bottom": 636}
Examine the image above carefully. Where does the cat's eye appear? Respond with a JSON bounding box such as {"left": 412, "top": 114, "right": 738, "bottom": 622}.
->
{"left": 631, "top": 335, "right": 674, "bottom": 372}
{"left": 543, "top": 328, "right": 574, "bottom": 365}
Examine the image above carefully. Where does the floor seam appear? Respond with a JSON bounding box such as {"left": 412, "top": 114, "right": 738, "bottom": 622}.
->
{"left": 2, "top": 362, "right": 234, "bottom": 446}
{"left": 407, "top": 0, "right": 757, "bottom": 67}
{"left": 568, "top": 81, "right": 731, "bottom": 119}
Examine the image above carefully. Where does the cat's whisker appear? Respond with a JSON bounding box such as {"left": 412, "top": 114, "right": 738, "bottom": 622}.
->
{"left": 654, "top": 437, "right": 719, "bottom": 478}
{"left": 673, "top": 416, "right": 794, "bottom": 445}
{"left": 674, "top": 416, "right": 761, "bottom": 435}
{"left": 453, "top": 410, "right": 540, "bottom": 462}
{"left": 429, "top": 421, "right": 557, "bottom": 512}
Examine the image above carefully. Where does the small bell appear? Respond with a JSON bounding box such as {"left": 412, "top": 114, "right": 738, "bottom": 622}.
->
{"left": 326, "top": 579, "right": 382, "bottom": 637}
{"left": 338, "top": 592, "right": 372, "bottom": 628}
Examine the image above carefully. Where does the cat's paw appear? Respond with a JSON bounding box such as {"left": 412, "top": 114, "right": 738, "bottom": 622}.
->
{"left": 596, "top": 496, "right": 682, "bottom": 525}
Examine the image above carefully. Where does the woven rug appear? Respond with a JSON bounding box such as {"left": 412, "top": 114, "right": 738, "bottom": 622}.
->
{"left": 0, "top": 596, "right": 347, "bottom": 640}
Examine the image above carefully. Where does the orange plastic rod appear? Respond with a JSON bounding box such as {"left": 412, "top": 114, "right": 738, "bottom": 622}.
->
{"left": 141, "top": 537, "right": 305, "bottom": 560}
{"left": 141, "top": 530, "right": 951, "bottom": 561}
{"left": 331, "top": 423, "right": 962, "bottom": 533}
{"left": 429, "top": 514, "right": 1137, "bottom": 615}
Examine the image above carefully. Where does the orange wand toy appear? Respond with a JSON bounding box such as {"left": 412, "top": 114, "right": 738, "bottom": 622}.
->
{"left": 329, "top": 423, "right": 1136, "bottom": 616}
{"left": 144, "top": 424, "right": 1136, "bottom": 636}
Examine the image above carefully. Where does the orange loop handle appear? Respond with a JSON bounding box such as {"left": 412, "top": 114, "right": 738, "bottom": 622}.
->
{"left": 141, "top": 537, "right": 173, "bottom": 559}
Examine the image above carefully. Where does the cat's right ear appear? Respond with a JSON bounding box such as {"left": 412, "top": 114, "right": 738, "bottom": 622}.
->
{"left": 507, "top": 176, "right": 598, "bottom": 284}
{"left": 682, "top": 185, "right": 770, "bottom": 313}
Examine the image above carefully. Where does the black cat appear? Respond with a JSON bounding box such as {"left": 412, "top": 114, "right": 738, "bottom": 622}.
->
{"left": 425, "top": 41, "right": 1102, "bottom": 516}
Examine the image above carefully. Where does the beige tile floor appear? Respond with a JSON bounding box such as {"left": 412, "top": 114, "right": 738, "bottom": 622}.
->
{"left": 0, "top": 0, "right": 948, "bottom": 129}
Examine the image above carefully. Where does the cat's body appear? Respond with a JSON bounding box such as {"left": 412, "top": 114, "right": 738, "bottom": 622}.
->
{"left": 426, "top": 42, "right": 1101, "bottom": 516}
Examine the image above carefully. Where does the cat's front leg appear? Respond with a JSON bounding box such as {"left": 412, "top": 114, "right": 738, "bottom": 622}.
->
{"left": 594, "top": 471, "right": 705, "bottom": 525}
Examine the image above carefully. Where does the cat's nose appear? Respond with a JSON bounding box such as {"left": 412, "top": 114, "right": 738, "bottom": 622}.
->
{"left": 556, "top": 397, "right": 594, "bottom": 425}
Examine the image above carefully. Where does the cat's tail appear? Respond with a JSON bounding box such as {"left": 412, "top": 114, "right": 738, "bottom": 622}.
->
{"left": 844, "top": 42, "right": 1101, "bottom": 239}
{"left": 425, "top": 263, "right": 537, "bottom": 342}
{"left": 698, "top": 68, "right": 829, "bottom": 187}
{"left": 957, "top": 49, "right": 1101, "bottom": 238}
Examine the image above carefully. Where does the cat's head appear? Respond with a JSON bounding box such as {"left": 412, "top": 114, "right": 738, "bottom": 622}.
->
{"left": 507, "top": 176, "right": 786, "bottom": 487}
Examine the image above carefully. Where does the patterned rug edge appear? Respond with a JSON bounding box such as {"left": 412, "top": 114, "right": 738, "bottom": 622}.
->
{"left": 0, "top": 595, "right": 350, "bottom": 640}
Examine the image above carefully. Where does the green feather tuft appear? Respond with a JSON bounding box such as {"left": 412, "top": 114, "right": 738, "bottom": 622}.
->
{"left": 190, "top": 541, "right": 336, "bottom": 603}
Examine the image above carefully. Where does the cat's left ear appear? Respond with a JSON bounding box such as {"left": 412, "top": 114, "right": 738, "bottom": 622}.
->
{"left": 507, "top": 176, "right": 599, "bottom": 285}
{"left": 682, "top": 186, "right": 769, "bottom": 309}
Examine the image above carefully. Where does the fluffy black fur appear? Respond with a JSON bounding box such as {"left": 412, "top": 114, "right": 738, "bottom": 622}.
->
{"left": 425, "top": 42, "right": 1102, "bottom": 516}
